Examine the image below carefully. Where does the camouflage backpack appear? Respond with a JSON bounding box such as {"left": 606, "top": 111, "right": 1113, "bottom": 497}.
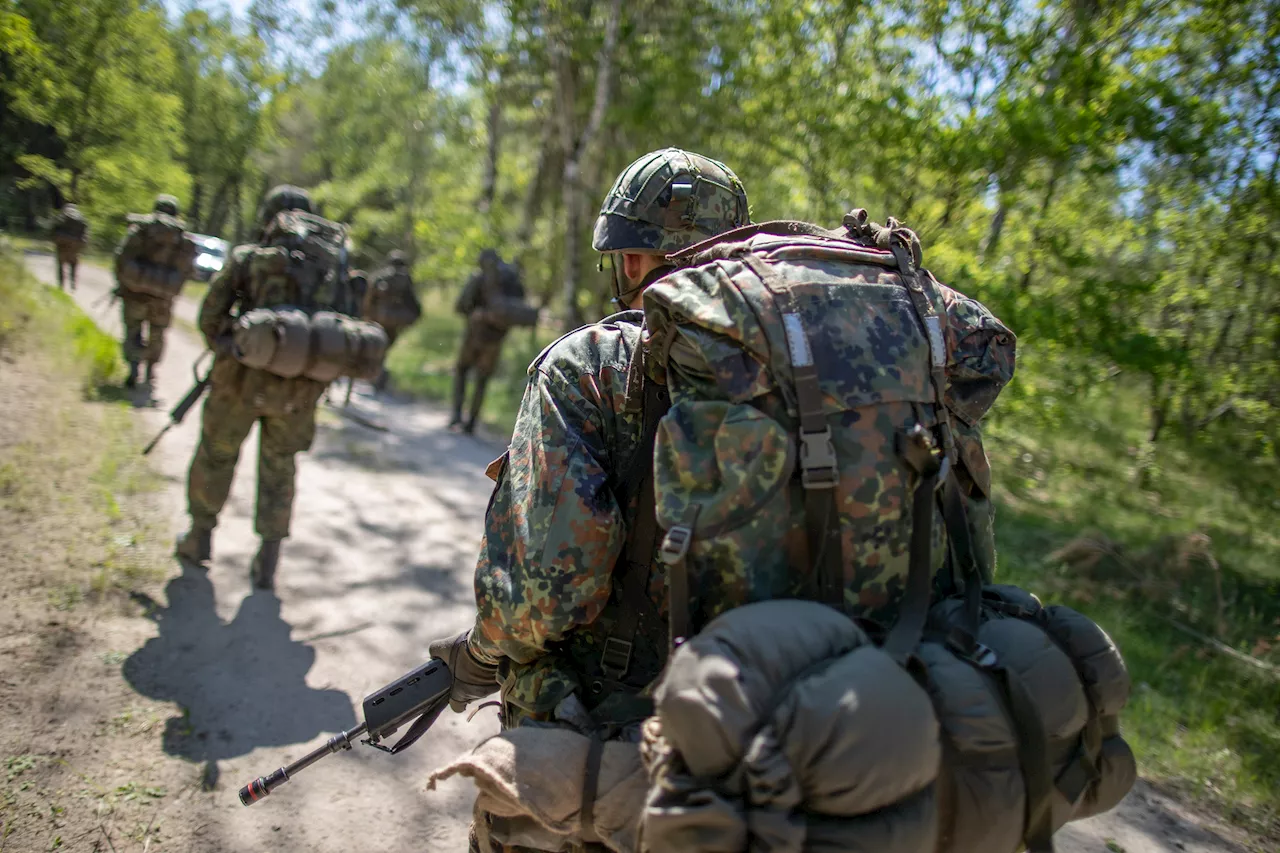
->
{"left": 641, "top": 213, "right": 1012, "bottom": 631}
{"left": 115, "top": 212, "right": 196, "bottom": 299}
{"left": 53, "top": 207, "right": 88, "bottom": 243}
{"left": 366, "top": 268, "right": 421, "bottom": 330}
{"left": 247, "top": 209, "right": 349, "bottom": 312}
{"left": 633, "top": 215, "right": 1135, "bottom": 853}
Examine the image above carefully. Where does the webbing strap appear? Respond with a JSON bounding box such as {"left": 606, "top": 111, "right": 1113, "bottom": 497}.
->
{"left": 661, "top": 505, "right": 698, "bottom": 648}
{"left": 884, "top": 426, "right": 942, "bottom": 661}
{"left": 579, "top": 734, "right": 605, "bottom": 843}
{"left": 993, "top": 664, "right": 1056, "bottom": 853}
{"left": 599, "top": 379, "right": 670, "bottom": 680}
{"left": 889, "top": 241, "right": 957, "bottom": 462}
{"left": 941, "top": 476, "right": 985, "bottom": 639}
{"left": 739, "top": 252, "right": 844, "bottom": 609}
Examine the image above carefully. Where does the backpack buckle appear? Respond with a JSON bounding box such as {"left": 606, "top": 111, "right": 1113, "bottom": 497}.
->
{"left": 600, "top": 637, "right": 633, "bottom": 679}
{"left": 800, "top": 426, "right": 839, "bottom": 489}
{"left": 659, "top": 525, "right": 693, "bottom": 565}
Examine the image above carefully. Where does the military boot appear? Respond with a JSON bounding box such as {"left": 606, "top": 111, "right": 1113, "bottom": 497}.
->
{"left": 125, "top": 362, "right": 139, "bottom": 388}
{"left": 251, "top": 539, "right": 282, "bottom": 591}
{"left": 175, "top": 525, "right": 213, "bottom": 564}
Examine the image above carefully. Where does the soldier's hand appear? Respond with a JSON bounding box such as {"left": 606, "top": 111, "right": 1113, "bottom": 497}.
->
{"left": 428, "top": 630, "right": 500, "bottom": 713}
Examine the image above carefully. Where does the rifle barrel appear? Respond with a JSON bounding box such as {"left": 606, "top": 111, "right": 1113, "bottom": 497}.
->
{"left": 141, "top": 424, "right": 171, "bottom": 456}
{"left": 239, "top": 722, "right": 368, "bottom": 806}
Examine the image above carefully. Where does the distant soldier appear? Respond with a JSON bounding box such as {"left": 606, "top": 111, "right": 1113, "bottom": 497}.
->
{"left": 451, "top": 248, "right": 535, "bottom": 433}
{"left": 50, "top": 203, "right": 89, "bottom": 290}
{"left": 362, "top": 249, "right": 422, "bottom": 391}
{"left": 114, "top": 194, "right": 196, "bottom": 387}
{"left": 346, "top": 268, "right": 369, "bottom": 318}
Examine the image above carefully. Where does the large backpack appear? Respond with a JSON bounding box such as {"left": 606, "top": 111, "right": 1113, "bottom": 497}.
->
{"left": 364, "top": 268, "right": 421, "bottom": 331}
{"left": 632, "top": 214, "right": 1135, "bottom": 852}
{"left": 457, "top": 262, "right": 538, "bottom": 330}
{"left": 53, "top": 210, "right": 88, "bottom": 244}
{"left": 115, "top": 212, "right": 196, "bottom": 299}
{"left": 246, "top": 209, "right": 349, "bottom": 311}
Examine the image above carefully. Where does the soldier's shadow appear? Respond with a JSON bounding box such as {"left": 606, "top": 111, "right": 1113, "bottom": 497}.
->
{"left": 123, "top": 562, "right": 356, "bottom": 789}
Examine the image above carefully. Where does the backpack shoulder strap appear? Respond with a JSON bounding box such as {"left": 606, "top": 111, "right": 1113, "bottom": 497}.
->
{"left": 731, "top": 250, "right": 846, "bottom": 610}
{"left": 599, "top": 370, "right": 670, "bottom": 681}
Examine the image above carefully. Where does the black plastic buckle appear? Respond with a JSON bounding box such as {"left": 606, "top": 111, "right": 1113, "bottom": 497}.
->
{"left": 659, "top": 525, "right": 693, "bottom": 564}
{"left": 799, "top": 426, "right": 839, "bottom": 489}
{"left": 600, "top": 637, "right": 633, "bottom": 679}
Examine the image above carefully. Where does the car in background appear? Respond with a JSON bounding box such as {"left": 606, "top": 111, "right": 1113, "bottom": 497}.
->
{"left": 190, "top": 234, "right": 229, "bottom": 282}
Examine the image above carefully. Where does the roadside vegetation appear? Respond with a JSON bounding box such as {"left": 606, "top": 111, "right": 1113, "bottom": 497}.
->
{"left": 0, "top": 246, "right": 185, "bottom": 851}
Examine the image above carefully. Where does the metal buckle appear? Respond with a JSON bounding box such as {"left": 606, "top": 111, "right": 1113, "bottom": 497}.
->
{"left": 799, "top": 426, "right": 839, "bottom": 489}
{"left": 600, "top": 637, "right": 633, "bottom": 679}
{"left": 659, "top": 525, "right": 693, "bottom": 564}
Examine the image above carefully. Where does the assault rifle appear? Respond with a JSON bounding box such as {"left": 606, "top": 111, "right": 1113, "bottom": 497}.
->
{"left": 239, "top": 657, "right": 452, "bottom": 806}
{"left": 141, "top": 349, "right": 213, "bottom": 455}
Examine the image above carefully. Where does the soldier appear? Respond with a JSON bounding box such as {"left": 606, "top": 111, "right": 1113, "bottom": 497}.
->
{"left": 50, "top": 202, "right": 89, "bottom": 290}
{"left": 449, "top": 248, "right": 526, "bottom": 434}
{"left": 362, "top": 249, "right": 422, "bottom": 391}
{"left": 175, "top": 185, "right": 342, "bottom": 591}
{"left": 426, "top": 148, "right": 752, "bottom": 853}
{"left": 429, "top": 148, "right": 1016, "bottom": 853}
{"left": 114, "top": 194, "right": 194, "bottom": 388}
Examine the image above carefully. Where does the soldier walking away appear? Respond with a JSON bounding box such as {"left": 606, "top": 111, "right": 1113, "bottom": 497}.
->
{"left": 426, "top": 148, "right": 753, "bottom": 853}
{"left": 362, "top": 249, "right": 422, "bottom": 392}
{"left": 449, "top": 248, "right": 527, "bottom": 434}
{"left": 175, "top": 185, "right": 354, "bottom": 591}
{"left": 114, "top": 194, "right": 196, "bottom": 388}
{"left": 50, "top": 203, "right": 89, "bottom": 290}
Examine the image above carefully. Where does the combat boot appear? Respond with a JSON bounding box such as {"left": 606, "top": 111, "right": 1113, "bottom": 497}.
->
{"left": 175, "top": 525, "right": 213, "bottom": 564}
{"left": 125, "top": 362, "right": 139, "bottom": 388}
{"left": 251, "top": 539, "right": 282, "bottom": 591}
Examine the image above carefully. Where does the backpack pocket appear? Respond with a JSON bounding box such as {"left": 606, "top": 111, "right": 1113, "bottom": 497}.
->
{"left": 654, "top": 400, "right": 795, "bottom": 619}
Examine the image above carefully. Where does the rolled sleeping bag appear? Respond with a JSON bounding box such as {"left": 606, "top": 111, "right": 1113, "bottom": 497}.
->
{"left": 233, "top": 308, "right": 389, "bottom": 381}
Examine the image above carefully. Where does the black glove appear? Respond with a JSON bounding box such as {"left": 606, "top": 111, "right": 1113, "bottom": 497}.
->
{"left": 428, "top": 630, "right": 500, "bottom": 712}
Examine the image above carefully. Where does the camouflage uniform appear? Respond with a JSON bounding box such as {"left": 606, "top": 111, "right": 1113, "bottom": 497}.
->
{"left": 50, "top": 204, "right": 88, "bottom": 290}
{"left": 178, "top": 186, "right": 333, "bottom": 587}
{"left": 363, "top": 251, "right": 422, "bottom": 390}
{"left": 115, "top": 194, "right": 188, "bottom": 385}
{"left": 450, "top": 250, "right": 523, "bottom": 432}
{"left": 443, "top": 150, "right": 750, "bottom": 853}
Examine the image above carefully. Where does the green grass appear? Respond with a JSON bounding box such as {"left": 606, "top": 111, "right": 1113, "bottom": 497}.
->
{"left": 0, "top": 247, "right": 166, "bottom": 600}
{"left": 985, "top": 370, "right": 1280, "bottom": 836}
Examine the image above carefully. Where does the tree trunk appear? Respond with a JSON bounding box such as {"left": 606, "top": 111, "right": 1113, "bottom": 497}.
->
{"left": 479, "top": 92, "right": 502, "bottom": 214}
{"left": 190, "top": 180, "right": 205, "bottom": 233}
{"left": 558, "top": 0, "right": 623, "bottom": 332}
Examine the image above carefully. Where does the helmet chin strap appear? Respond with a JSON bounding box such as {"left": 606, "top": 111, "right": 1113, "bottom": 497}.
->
{"left": 607, "top": 256, "right": 646, "bottom": 310}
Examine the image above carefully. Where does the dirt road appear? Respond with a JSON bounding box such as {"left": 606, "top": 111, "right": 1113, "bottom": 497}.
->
{"left": 19, "top": 251, "right": 1254, "bottom": 853}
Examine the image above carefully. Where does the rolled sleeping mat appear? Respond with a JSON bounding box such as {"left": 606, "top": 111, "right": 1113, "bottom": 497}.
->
{"left": 232, "top": 306, "right": 311, "bottom": 378}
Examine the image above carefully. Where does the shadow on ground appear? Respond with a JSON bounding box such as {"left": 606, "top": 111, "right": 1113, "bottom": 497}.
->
{"left": 123, "top": 561, "right": 357, "bottom": 788}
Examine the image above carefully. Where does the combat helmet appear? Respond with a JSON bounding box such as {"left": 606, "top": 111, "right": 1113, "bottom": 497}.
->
{"left": 154, "top": 194, "right": 180, "bottom": 217}
{"left": 256, "top": 184, "right": 313, "bottom": 229}
{"left": 387, "top": 249, "right": 409, "bottom": 267}
{"left": 591, "top": 148, "right": 749, "bottom": 256}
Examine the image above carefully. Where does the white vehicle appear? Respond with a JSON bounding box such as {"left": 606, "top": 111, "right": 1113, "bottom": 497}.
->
{"left": 190, "top": 234, "right": 229, "bottom": 282}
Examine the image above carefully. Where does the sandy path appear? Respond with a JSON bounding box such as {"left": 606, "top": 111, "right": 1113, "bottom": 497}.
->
{"left": 25, "top": 252, "right": 497, "bottom": 852}
{"left": 21, "top": 251, "right": 1254, "bottom": 853}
